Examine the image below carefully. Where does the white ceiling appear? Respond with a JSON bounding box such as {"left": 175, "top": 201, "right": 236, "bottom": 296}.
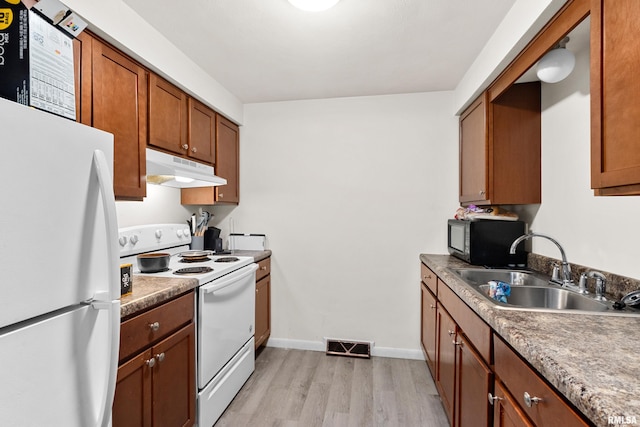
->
{"left": 123, "top": 0, "right": 517, "bottom": 104}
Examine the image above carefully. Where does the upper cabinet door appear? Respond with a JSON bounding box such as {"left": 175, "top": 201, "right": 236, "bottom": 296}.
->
{"left": 188, "top": 98, "right": 216, "bottom": 165}
{"left": 591, "top": 0, "right": 640, "bottom": 195}
{"left": 80, "top": 32, "right": 148, "bottom": 201}
{"left": 459, "top": 93, "right": 489, "bottom": 205}
{"left": 215, "top": 115, "right": 240, "bottom": 204}
{"left": 149, "top": 74, "right": 188, "bottom": 156}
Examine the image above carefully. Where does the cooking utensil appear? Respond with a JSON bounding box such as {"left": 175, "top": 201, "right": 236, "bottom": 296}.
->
{"left": 137, "top": 252, "right": 171, "bottom": 273}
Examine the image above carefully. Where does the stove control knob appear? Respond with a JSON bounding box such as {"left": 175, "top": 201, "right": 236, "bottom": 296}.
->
{"left": 177, "top": 229, "right": 184, "bottom": 238}
{"left": 155, "top": 229, "right": 163, "bottom": 239}
{"left": 129, "top": 235, "right": 139, "bottom": 245}
{"left": 118, "top": 236, "right": 127, "bottom": 247}
{"left": 183, "top": 228, "right": 190, "bottom": 237}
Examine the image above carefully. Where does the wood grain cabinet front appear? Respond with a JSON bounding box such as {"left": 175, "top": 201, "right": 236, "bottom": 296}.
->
{"left": 591, "top": 0, "right": 640, "bottom": 195}
{"left": 255, "top": 257, "right": 271, "bottom": 349}
{"left": 148, "top": 74, "right": 189, "bottom": 157}
{"left": 77, "top": 32, "right": 148, "bottom": 201}
{"left": 148, "top": 75, "right": 215, "bottom": 165}
{"left": 181, "top": 114, "right": 240, "bottom": 205}
{"left": 459, "top": 83, "right": 541, "bottom": 206}
{"left": 493, "top": 335, "right": 589, "bottom": 427}
{"left": 113, "top": 292, "right": 196, "bottom": 427}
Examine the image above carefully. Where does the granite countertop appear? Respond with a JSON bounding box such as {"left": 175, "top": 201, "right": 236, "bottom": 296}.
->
{"left": 119, "top": 250, "right": 272, "bottom": 319}
{"left": 420, "top": 254, "right": 640, "bottom": 427}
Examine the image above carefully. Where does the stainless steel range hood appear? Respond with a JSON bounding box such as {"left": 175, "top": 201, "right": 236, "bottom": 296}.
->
{"left": 146, "top": 148, "right": 227, "bottom": 188}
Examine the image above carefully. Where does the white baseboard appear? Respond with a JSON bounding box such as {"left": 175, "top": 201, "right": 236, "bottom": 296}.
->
{"left": 265, "top": 338, "right": 425, "bottom": 361}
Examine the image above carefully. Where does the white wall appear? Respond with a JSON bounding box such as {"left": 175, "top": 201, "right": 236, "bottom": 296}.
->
{"left": 524, "top": 24, "right": 640, "bottom": 280}
{"left": 454, "top": 0, "right": 567, "bottom": 113}
{"left": 209, "top": 92, "right": 458, "bottom": 358}
{"left": 116, "top": 185, "right": 196, "bottom": 228}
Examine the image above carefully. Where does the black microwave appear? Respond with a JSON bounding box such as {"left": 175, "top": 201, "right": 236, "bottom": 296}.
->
{"left": 447, "top": 219, "right": 527, "bottom": 267}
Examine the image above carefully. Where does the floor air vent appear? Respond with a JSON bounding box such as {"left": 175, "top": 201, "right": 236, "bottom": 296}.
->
{"left": 326, "top": 339, "right": 371, "bottom": 359}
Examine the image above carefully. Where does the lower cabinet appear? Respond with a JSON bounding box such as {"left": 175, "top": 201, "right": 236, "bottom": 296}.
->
{"left": 420, "top": 262, "right": 592, "bottom": 427}
{"left": 434, "top": 300, "right": 492, "bottom": 427}
{"left": 420, "top": 282, "right": 437, "bottom": 377}
{"left": 493, "top": 336, "right": 588, "bottom": 427}
{"left": 113, "top": 292, "right": 196, "bottom": 427}
{"left": 255, "top": 257, "right": 271, "bottom": 349}
{"left": 491, "top": 380, "right": 534, "bottom": 427}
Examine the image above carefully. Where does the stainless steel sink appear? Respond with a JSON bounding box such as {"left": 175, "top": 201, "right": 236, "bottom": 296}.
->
{"left": 477, "top": 284, "right": 608, "bottom": 311}
{"left": 452, "top": 269, "right": 547, "bottom": 287}
{"left": 449, "top": 268, "right": 640, "bottom": 316}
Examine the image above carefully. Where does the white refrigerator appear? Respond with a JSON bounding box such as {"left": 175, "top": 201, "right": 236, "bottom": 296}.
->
{"left": 0, "top": 98, "right": 120, "bottom": 426}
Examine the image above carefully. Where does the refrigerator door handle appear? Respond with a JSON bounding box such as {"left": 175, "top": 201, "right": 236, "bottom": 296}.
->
{"left": 93, "top": 149, "right": 119, "bottom": 299}
{"left": 92, "top": 149, "right": 120, "bottom": 427}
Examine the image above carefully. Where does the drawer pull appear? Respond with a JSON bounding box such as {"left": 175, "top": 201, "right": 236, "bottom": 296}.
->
{"left": 260, "top": 266, "right": 267, "bottom": 271}
{"left": 423, "top": 274, "right": 432, "bottom": 280}
{"left": 149, "top": 322, "right": 160, "bottom": 332}
{"left": 429, "top": 304, "right": 436, "bottom": 309}
{"left": 182, "top": 144, "right": 189, "bottom": 150}
{"left": 523, "top": 392, "right": 542, "bottom": 407}
{"left": 155, "top": 352, "right": 165, "bottom": 362}
{"left": 488, "top": 393, "right": 503, "bottom": 405}
{"left": 453, "top": 340, "right": 463, "bottom": 347}
{"left": 448, "top": 330, "right": 456, "bottom": 336}
{"left": 146, "top": 358, "right": 156, "bottom": 368}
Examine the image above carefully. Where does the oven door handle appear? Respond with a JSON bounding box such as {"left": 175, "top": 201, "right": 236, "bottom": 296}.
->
{"left": 202, "top": 263, "right": 259, "bottom": 294}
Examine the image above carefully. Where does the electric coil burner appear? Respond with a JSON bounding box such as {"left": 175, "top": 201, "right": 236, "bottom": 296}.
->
{"left": 173, "top": 266, "right": 214, "bottom": 275}
{"left": 215, "top": 257, "right": 240, "bottom": 263}
{"left": 180, "top": 257, "right": 211, "bottom": 263}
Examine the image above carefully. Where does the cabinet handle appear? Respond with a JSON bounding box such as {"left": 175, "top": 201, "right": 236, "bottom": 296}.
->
{"left": 479, "top": 190, "right": 486, "bottom": 196}
{"left": 146, "top": 358, "right": 156, "bottom": 368}
{"left": 423, "top": 274, "right": 432, "bottom": 280}
{"left": 149, "top": 322, "right": 160, "bottom": 331}
{"left": 219, "top": 193, "right": 224, "bottom": 198}
{"left": 155, "top": 352, "right": 165, "bottom": 363}
{"left": 182, "top": 144, "right": 189, "bottom": 150}
{"left": 488, "top": 393, "right": 503, "bottom": 405}
{"left": 429, "top": 304, "right": 436, "bottom": 309}
{"left": 523, "top": 392, "right": 542, "bottom": 407}
{"left": 448, "top": 330, "right": 456, "bottom": 336}
{"left": 260, "top": 266, "right": 267, "bottom": 271}
{"left": 452, "top": 340, "right": 463, "bottom": 346}
{"left": 191, "top": 147, "right": 197, "bottom": 153}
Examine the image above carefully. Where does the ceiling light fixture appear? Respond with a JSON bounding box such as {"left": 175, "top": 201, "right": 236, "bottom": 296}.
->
{"left": 536, "top": 37, "right": 576, "bottom": 83}
{"left": 288, "top": 0, "right": 340, "bottom": 12}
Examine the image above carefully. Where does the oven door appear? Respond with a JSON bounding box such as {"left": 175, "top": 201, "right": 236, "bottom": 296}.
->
{"left": 197, "top": 263, "right": 258, "bottom": 389}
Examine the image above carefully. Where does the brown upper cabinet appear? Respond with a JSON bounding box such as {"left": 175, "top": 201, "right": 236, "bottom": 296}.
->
{"left": 188, "top": 98, "right": 216, "bottom": 165}
{"left": 215, "top": 115, "right": 240, "bottom": 204}
{"left": 459, "top": 0, "right": 590, "bottom": 206}
{"left": 590, "top": 0, "right": 640, "bottom": 195}
{"left": 459, "top": 82, "right": 541, "bottom": 206}
{"left": 148, "top": 74, "right": 189, "bottom": 156}
{"left": 148, "top": 76, "right": 216, "bottom": 165}
{"left": 181, "top": 115, "right": 240, "bottom": 205}
{"left": 77, "top": 31, "right": 148, "bottom": 201}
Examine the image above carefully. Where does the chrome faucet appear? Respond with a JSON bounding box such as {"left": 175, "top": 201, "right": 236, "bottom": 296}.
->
{"left": 509, "top": 233, "right": 575, "bottom": 288}
{"left": 579, "top": 271, "right": 607, "bottom": 301}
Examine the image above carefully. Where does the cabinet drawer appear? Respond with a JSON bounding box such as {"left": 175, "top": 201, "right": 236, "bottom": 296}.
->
{"left": 438, "top": 279, "right": 491, "bottom": 364}
{"left": 493, "top": 335, "right": 589, "bottom": 427}
{"left": 256, "top": 257, "right": 271, "bottom": 282}
{"left": 120, "top": 292, "right": 194, "bottom": 362}
{"left": 420, "top": 263, "right": 437, "bottom": 294}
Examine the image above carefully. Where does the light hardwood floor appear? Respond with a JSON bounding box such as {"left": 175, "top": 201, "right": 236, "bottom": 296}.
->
{"left": 215, "top": 347, "right": 449, "bottom": 427}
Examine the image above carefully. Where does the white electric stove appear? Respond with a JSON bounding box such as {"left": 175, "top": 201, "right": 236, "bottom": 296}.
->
{"left": 118, "top": 224, "right": 258, "bottom": 426}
